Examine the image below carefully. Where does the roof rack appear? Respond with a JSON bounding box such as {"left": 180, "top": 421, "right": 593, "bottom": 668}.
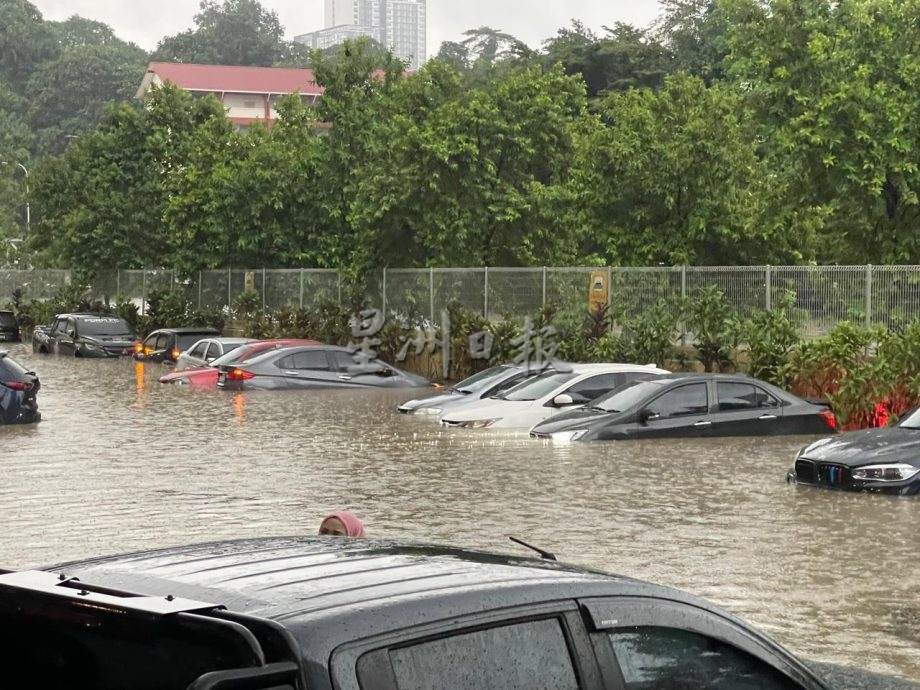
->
{"left": 0, "top": 569, "right": 305, "bottom": 690}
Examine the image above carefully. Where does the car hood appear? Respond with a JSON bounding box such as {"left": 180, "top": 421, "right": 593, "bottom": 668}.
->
{"left": 800, "top": 427, "right": 920, "bottom": 468}
{"left": 530, "top": 407, "right": 614, "bottom": 434}
{"left": 81, "top": 335, "right": 135, "bottom": 345}
{"left": 442, "top": 399, "right": 535, "bottom": 423}
{"left": 399, "top": 390, "right": 466, "bottom": 411}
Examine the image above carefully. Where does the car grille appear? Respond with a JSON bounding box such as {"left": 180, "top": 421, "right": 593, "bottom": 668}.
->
{"left": 797, "top": 459, "right": 851, "bottom": 488}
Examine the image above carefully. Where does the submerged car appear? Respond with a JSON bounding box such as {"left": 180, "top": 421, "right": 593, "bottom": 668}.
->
{"left": 174, "top": 336, "right": 256, "bottom": 371}
{"left": 397, "top": 363, "right": 546, "bottom": 416}
{"left": 440, "top": 363, "right": 669, "bottom": 430}
{"left": 217, "top": 345, "right": 431, "bottom": 390}
{"left": 0, "top": 536, "right": 853, "bottom": 690}
{"left": 0, "top": 311, "right": 20, "bottom": 343}
{"left": 32, "top": 314, "right": 136, "bottom": 357}
{"left": 531, "top": 374, "right": 838, "bottom": 441}
{"left": 0, "top": 351, "right": 39, "bottom": 424}
{"left": 788, "top": 408, "right": 920, "bottom": 496}
{"left": 159, "top": 339, "right": 321, "bottom": 386}
{"left": 134, "top": 327, "right": 222, "bottom": 364}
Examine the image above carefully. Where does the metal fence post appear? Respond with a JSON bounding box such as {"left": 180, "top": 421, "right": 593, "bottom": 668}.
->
{"left": 116, "top": 269, "right": 121, "bottom": 298}
{"left": 141, "top": 269, "right": 147, "bottom": 315}
{"left": 765, "top": 265, "right": 772, "bottom": 311}
{"left": 299, "top": 268, "right": 305, "bottom": 309}
{"left": 382, "top": 267, "right": 387, "bottom": 315}
{"left": 542, "top": 266, "right": 547, "bottom": 307}
{"left": 679, "top": 266, "right": 687, "bottom": 344}
{"left": 227, "top": 267, "right": 232, "bottom": 309}
{"left": 262, "top": 267, "right": 267, "bottom": 314}
{"left": 429, "top": 267, "right": 435, "bottom": 321}
{"left": 866, "top": 264, "right": 873, "bottom": 326}
{"left": 198, "top": 270, "right": 202, "bottom": 310}
{"left": 483, "top": 267, "right": 489, "bottom": 319}
{"left": 337, "top": 271, "right": 342, "bottom": 307}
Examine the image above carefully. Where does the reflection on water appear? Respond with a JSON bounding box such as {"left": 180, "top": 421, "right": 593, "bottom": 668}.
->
{"left": 0, "top": 344, "right": 917, "bottom": 680}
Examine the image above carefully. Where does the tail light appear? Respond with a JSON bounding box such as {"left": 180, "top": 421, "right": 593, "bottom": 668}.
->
{"left": 2, "top": 381, "right": 33, "bottom": 392}
{"left": 171, "top": 348, "right": 180, "bottom": 360}
{"left": 819, "top": 409, "right": 837, "bottom": 430}
{"left": 226, "top": 368, "right": 255, "bottom": 381}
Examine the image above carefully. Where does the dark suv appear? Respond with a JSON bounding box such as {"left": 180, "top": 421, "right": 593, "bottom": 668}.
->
{"left": 134, "top": 327, "right": 221, "bottom": 364}
{"left": 0, "top": 311, "right": 20, "bottom": 343}
{"left": 0, "top": 351, "right": 39, "bottom": 424}
{"left": 0, "top": 537, "right": 903, "bottom": 690}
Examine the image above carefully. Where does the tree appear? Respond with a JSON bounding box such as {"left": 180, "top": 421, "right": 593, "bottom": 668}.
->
{"left": 654, "top": 0, "right": 730, "bottom": 83}
{"left": 577, "top": 73, "right": 802, "bottom": 265}
{"left": 153, "top": 0, "right": 285, "bottom": 66}
{"left": 0, "top": 0, "right": 58, "bottom": 90}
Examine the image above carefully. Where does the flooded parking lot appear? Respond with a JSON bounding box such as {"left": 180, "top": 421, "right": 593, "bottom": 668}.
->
{"left": 0, "top": 344, "right": 917, "bottom": 681}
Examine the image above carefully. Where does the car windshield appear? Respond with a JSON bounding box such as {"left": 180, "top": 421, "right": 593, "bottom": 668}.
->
{"left": 499, "top": 371, "right": 578, "bottom": 402}
{"left": 0, "top": 312, "right": 16, "bottom": 326}
{"left": 209, "top": 345, "right": 252, "bottom": 367}
{"left": 77, "top": 318, "right": 133, "bottom": 336}
{"left": 591, "top": 379, "right": 666, "bottom": 412}
{"left": 177, "top": 334, "right": 214, "bottom": 351}
{"left": 898, "top": 408, "right": 920, "bottom": 429}
{"left": 453, "top": 365, "right": 510, "bottom": 394}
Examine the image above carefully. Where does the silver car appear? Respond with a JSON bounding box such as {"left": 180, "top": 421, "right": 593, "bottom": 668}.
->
{"left": 175, "top": 337, "right": 256, "bottom": 371}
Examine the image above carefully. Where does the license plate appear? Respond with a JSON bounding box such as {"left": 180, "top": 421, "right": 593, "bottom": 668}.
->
{"left": 218, "top": 373, "right": 226, "bottom": 385}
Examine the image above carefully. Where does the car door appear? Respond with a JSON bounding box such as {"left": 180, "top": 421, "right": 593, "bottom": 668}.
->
{"left": 328, "top": 350, "right": 397, "bottom": 388}
{"left": 579, "top": 597, "right": 826, "bottom": 690}
{"left": 274, "top": 349, "right": 341, "bottom": 389}
{"left": 205, "top": 342, "right": 224, "bottom": 364}
{"left": 330, "top": 602, "right": 604, "bottom": 690}
{"left": 182, "top": 341, "right": 209, "bottom": 369}
{"left": 711, "top": 381, "right": 782, "bottom": 437}
{"left": 57, "top": 318, "right": 77, "bottom": 356}
{"left": 633, "top": 381, "right": 712, "bottom": 439}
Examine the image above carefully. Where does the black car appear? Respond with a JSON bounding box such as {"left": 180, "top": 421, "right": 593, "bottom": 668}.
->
{"left": 217, "top": 345, "right": 431, "bottom": 390}
{"left": 0, "top": 311, "right": 20, "bottom": 343}
{"left": 788, "top": 408, "right": 920, "bottom": 495}
{"left": 530, "top": 373, "right": 838, "bottom": 441}
{"left": 32, "top": 314, "right": 136, "bottom": 357}
{"left": 0, "top": 536, "right": 881, "bottom": 690}
{"left": 134, "top": 327, "right": 222, "bottom": 364}
{"left": 0, "top": 351, "right": 39, "bottom": 424}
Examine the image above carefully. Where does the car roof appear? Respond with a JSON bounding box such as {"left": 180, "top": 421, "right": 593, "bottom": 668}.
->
{"left": 149, "top": 327, "right": 221, "bottom": 334}
{"left": 49, "top": 537, "right": 722, "bottom": 658}
{"left": 567, "top": 363, "right": 668, "bottom": 374}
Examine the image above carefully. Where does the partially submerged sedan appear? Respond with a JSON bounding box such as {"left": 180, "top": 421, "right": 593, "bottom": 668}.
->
{"left": 217, "top": 345, "right": 431, "bottom": 390}
{"left": 173, "top": 336, "right": 256, "bottom": 371}
{"left": 531, "top": 374, "right": 837, "bottom": 441}
{"left": 788, "top": 408, "right": 920, "bottom": 495}
{"left": 440, "top": 363, "right": 669, "bottom": 430}
{"left": 397, "top": 363, "right": 542, "bottom": 416}
{"left": 159, "top": 339, "right": 321, "bottom": 386}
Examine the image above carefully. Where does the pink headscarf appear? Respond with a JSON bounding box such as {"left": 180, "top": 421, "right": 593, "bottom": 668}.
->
{"left": 320, "top": 511, "right": 366, "bottom": 537}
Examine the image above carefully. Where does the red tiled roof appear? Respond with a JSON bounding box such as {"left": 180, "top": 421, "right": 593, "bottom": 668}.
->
{"left": 145, "top": 62, "right": 325, "bottom": 95}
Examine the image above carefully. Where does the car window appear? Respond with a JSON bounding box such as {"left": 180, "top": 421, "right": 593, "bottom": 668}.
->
{"left": 330, "top": 350, "right": 360, "bottom": 370}
{"left": 288, "top": 350, "right": 330, "bottom": 371}
{"left": 51, "top": 318, "right": 64, "bottom": 334}
{"left": 0, "top": 312, "right": 17, "bottom": 326}
{"left": 608, "top": 627, "right": 801, "bottom": 690}
{"left": 754, "top": 388, "right": 780, "bottom": 408}
{"left": 650, "top": 383, "right": 709, "bottom": 418}
{"left": 188, "top": 342, "right": 208, "bottom": 359}
{"left": 155, "top": 334, "right": 171, "bottom": 351}
{"left": 452, "top": 365, "right": 510, "bottom": 394}
{"left": 716, "top": 382, "right": 758, "bottom": 411}
{"left": 383, "top": 618, "right": 580, "bottom": 690}
{"left": 489, "top": 372, "right": 529, "bottom": 396}
{"left": 501, "top": 371, "right": 578, "bottom": 402}
{"left": 64, "top": 319, "right": 76, "bottom": 336}
{"left": 565, "top": 373, "right": 626, "bottom": 401}
{"left": 205, "top": 343, "right": 223, "bottom": 360}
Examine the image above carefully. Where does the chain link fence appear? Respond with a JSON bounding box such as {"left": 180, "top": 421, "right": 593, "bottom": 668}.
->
{"left": 2, "top": 266, "right": 917, "bottom": 338}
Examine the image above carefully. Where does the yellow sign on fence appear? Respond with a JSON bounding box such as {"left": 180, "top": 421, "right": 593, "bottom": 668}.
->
{"left": 589, "top": 270, "right": 608, "bottom": 312}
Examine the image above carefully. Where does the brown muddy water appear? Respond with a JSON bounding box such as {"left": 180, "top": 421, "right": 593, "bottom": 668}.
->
{"left": 0, "top": 344, "right": 917, "bottom": 681}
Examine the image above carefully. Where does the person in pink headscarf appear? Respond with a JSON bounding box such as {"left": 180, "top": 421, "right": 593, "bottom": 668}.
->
{"left": 319, "top": 511, "right": 366, "bottom": 537}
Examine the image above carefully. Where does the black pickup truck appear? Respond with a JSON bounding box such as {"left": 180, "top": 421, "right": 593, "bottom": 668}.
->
{"left": 32, "top": 313, "right": 136, "bottom": 358}
{"left": 0, "top": 536, "right": 914, "bottom": 690}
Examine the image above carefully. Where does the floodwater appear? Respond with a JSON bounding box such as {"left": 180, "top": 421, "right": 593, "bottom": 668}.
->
{"left": 0, "top": 344, "right": 918, "bottom": 681}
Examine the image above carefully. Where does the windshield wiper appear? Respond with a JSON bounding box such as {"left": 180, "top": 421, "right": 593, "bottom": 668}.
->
{"left": 589, "top": 405, "right": 612, "bottom": 412}
{"left": 509, "top": 536, "right": 556, "bottom": 561}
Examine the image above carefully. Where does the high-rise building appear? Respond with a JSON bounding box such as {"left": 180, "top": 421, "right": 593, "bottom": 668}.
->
{"left": 295, "top": 0, "right": 427, "bottom": 70}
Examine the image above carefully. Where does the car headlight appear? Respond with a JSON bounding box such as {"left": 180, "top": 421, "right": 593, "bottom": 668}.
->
{"left": 459, "top": 418, "right": 500, "bottom": 429}
{"left": 417, "top": 407, "right": 443, "bottom": 416}
{"left": 550, "top": 429, "right": 588, "bottom": 443}
{"left": 81, "top": 342, "right": 100, "bottom": 351}
{"left": 851, "top": 464, "right": 920, "bottom": 482}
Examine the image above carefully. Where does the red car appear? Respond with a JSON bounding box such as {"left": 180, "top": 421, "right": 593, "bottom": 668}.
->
{"left": 158, "top": 339, "right": 320, "bottom": 386}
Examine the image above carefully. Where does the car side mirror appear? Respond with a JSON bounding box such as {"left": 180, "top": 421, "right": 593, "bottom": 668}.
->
{"left": 639, "top": 408, "right": 661, "bottom": 425}
{"left": 553, "top": 394, "right": 576, "bottom": 407}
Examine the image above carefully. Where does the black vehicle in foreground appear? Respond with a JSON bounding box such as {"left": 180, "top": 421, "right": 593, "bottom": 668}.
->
{"left": 0, "top": 536, "right": 902, "bottom": 690}
{"left": 32, "top": 314, "right": 136, "bottom": 357}
{"left": 531, "top": 373, "right": 837, "bottom": 441}
{"left": 134, "top": 327, "right": 222, "bottom": 364}
{"left": 0, "top": 351, "right": 39, "bottom": 424}
{"left": 0, "top": 310, "right": 20, "bottom": 343}
{"left": 788, "top": 409, "right": 920, "bottom": 495}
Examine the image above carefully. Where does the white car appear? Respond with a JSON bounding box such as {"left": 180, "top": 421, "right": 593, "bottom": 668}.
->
{"left": 439, "top": 363, "right": 670, "bottom": 430}
{"left": 175, "top": 337, "right": 255, "bottom": 371}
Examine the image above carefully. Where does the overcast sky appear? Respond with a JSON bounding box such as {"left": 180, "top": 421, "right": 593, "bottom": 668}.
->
{"left": 29, "top": 1, "right": 664, "bottom": 55}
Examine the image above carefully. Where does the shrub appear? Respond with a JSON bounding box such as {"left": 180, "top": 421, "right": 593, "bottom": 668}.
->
{"left": 685, "top": 286, "right": 738, "bottom": 372}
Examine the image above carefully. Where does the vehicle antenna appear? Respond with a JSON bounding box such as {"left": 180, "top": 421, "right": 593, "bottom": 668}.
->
{"left": 508, "top": 536, "right": 557, "bottom": 561}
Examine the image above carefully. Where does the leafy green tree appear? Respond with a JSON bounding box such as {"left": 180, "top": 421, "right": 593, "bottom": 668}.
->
{"left": 0, "top": 0, "right": 58, "bottom": 90}
{"left": 153, "top": 0, "right": 285, "bottom": 66}
{"left": 654, "top": 0, "right": 730, "bottom": 83}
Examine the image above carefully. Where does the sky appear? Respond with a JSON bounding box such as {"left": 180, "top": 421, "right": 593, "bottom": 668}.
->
{"left": 28, "top": 1, "right": 664, "bottom": 56}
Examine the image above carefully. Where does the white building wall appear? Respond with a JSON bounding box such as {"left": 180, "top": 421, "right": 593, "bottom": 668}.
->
{"left": 383, "top": 0, "right": 426, "bottom": 70}
{"left": 222, "top": 93, "right": 267, "bottom": 120}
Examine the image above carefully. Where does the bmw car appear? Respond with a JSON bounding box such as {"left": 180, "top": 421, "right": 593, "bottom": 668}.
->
{"left": 530, "top": 374, "right": 838, "bottom": 441}
{"left": 788, "top": 408, "right": 920, "bottom": 496}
